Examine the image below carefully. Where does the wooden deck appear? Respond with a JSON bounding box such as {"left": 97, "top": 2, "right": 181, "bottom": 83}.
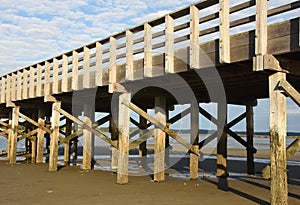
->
{"left": 0, "top": 1, "right": 299, "bottom": 204}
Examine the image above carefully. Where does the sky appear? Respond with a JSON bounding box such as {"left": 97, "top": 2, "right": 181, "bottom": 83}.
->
{"left": 0, "top": 0, "right": 300, "bottom": 132}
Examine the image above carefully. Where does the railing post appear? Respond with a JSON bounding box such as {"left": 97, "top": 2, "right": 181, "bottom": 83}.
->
{"left": 29, "top": 66, "right": 35, "bottom": 98}
{"left": 36, "top": 64, "right": 42, "bottom": 96}
{"left": 72, "top": 51, "right": 79, "bottom": 90}
{"left": 144, "top": 23, "right": 153, "bottom": 77}
{"left": 96, "top": 42, "right": 103, "bottom": 86}
{"left": 16, "top": 71, "right": 22, "bottom": 100}
{"left": 254, "top": 0, "right": 268, "bottom": 71}
{"left": 62, "top": 54, "right": 69, "bottom": 92}
{"left": 126, "top": 30, "right": 134, "bottom": 81}
{"left": 190, "top": 5, "right": 200, "bottom": 69}
{"left": 11, "top": 73, "right": 16, "bottom": 101}
{"left": 108, "top": 37, "right": 117, "bottom": 93}
{"left": 22, "top": 69, "right": 28, "bottom": 100}
{"left": 0, "top": 77, "right": 6, "bottom": 103}
{"left": 53, "top": 58, "right": 59, "bottom": 94}
{"left": 165, "top": 14, "right": 174, "bottom": 73}
{"left": 219, "top": 0, "right": 230, "bottom": 64}
{"left": 83, "top": 47, "right": 91, "bottom": 89}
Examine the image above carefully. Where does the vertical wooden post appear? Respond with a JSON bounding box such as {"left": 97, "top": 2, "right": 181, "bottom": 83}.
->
{"left": 16, "top": 71, "right": 22, "bottom": 100}
{"left": 29, "top": 66, "right": 35, "bottom": 98}
{"left": 217, "top": 103, "right": 227, "bottom": 177}
{"left": 110, "top": 116, "right": 118, "bottom": 171}
{"left": 72, "top": 51, "right": 79, "bottom": 90}
{"left": 117, "top": 93, "right": 131, "bottom": 184}
{"left": 7, "top": 113, "right": 12, "bottom": 161}
{"left": 49, "top": 101, "right": 61, "bottom": 171}
{"left": 62, "top": 54, "right": 69, "bottom": 92}
{"left": 53, "top": 58, "right": 59, "bottom": 94}
{"left": 126, "top": 30, "right": 134, "bottom": 81}
{"left": 96, "top": 42, "right": 103, "bottom": 86}
{"left": 45, "top": 115, "right": 51, "bottom": 162}
{"left": 219, "top": 0, "right": 230, "bottom": 63}
{"left": 108, "top": 37, "right": 117, "bottom": 93}
{"left": 11, "top": 73, "right": 16, "bottom": 101}
{"left": 72, "top": 122, "right": 79, "bottom": 163}
{"left": 31, "top": 135, "right": 37, "bottom": 163}
{"left": 64, "top": 119, "right": 72, "bottom": 166}
{"left": 82, "top": 104, "right": 95, "bottom": 170}
{"left": 144, "top": 23, "right": 152, "bottom": 78}
{"left": 269, "top": 72, "right": 288, "bottom": 205}
{"left": 1, "top": 77, "right": 6, "bottom": 103}
{"left": 190, "top": 5, "right": 200, "bottom": 69}
{"left": 83, "top": 47, "right": 91, "bottom": 89}
{"left": 36, "top": 111, "right": 45, "bottom": 163}
{"left": 190, "top": 101, "right": 199, "bottom": 180}
{"left": 154, "top": 96, "right": 166, "bottom": 182}
{"left": 254, "top": 0, "right": 268, "bottom": 71}
{"left": 9, "top": 107, "right": 19, "bottom": 164}
{"left": 36, "top": 64, "right": 42, "bottom": 96}
{"left": 139, "top": 115, "right": 147, "bottom": 167}
{"left": 165, "top": 14, "right": 174, "bottom": 73}
{"left": 22, "top": 69, "right": 28, "bottom": 100}
{"left": 246, "top": 104, "right": 255, "bottom": 175}
{"left": 6, "top": 75, "right": 11, "bottom": 105}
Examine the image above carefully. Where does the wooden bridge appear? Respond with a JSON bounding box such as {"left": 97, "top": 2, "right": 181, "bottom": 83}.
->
{"left": 0, "top": 0, "right": 299, "bottom": 204}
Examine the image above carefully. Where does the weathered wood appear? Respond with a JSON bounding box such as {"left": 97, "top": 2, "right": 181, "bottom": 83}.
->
{"left": 22, "top": 69, "right": 28, "bottom": 100}
{"left": 154, "top": 96, "right": 166, "bottom": 182}
{"left": 9, "top": 107, "right": 19, "bottom": 164}
{"left": 144, "top": 23, "right": 152, "bottom": 77}
{"left": 64, "top": 119, "right": 72, "bottom": 165}
{"left": 36, "top": 64, "right": 42, "bottom": 96}
{"left": 126, "top": 30, "right": 134, "bottom": 81}
{"left": 49, "top": 101, "right": 61, "bottom": 171}
{"left": 7, "top": 117, "right": 12, "bottom": 161}
{"left": 72, "top": 51, "right": 79, "bottom": 90}
{"left": 117, "top": 93, "right": 131, "bottom": 184}
{"left": 269, "top": 72, "right": 288, "bottom": 205}
{"left": 127, "top": 102, "right": 197, "bottom": 155}
{"left": 96, "top": 42, "right": 103, "bottom": 86}
{"left": 0, "top": 77, "right": 6, "bottom": 103}
{"left": 217, "top": 103, "right": 227, "bottom": 178}
{"left": 62, "top": 54, "right": 69, "bottom": 92}
{"left": 11, "top": 73, "right": 17, "bottom": 101}
{"left": 82, "top": 104, "right": 95, "bottom": 170}
{"left": 29, "top": 67, "right": 35, "bottom": 98}
{"left": 54, "top": 107, "right": 115, "bottom": 146}
{"left": 254, "top": 0, "right": 268, "bottom": 71}
{"left": 31, "top": 135, "right": 37, "bottom": 163}
{"left": 36, "top": 114, "right": 45, "bottom": 164}
{"left": 16, "top": 71, "right": 22, "bottom": 100}
{"left": 83, "top": 47, "right": 91, "bottom": 89}
{"left": 246, "top": 104, "right": 255, "bottom": 175}
{"left": 139, "top": 115, "right": 147, "bottom": 166}
{"left": 190, "top": 5, "right": 199, "bottom": 69}
{"left": 109, "top": 37, "right": 117, "bottom": 93}
{"left": 219, "top": 0, "right": 230, "bottom": 63}
{"left": 53, "top": 58, "right": 59, "bottom": 94}
{"left": 110, "top": 116, "right": 118, "bottom": 171}
{"left": 279, "top": 79, "right": 300, "bottom": 107}
{"left": 165, "top": 15, "right": 174, "bottom": 73}
{"left": 190, "top": 101, "right": 199, "bottom": 180}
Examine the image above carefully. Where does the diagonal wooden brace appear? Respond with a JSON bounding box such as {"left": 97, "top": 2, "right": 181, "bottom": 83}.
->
{"left": 53, "top": 106, "right": 117, "bottom": 148}
{"left": 278, "top": 79, "right": 300, "bottom": 107}
{"left": 125, "top": 102, "right": 199, "bottom": 156}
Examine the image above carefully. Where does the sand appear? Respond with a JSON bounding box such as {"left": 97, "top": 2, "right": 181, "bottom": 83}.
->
{"left": 0, "top": 156, "right": 299, "bottom": 205}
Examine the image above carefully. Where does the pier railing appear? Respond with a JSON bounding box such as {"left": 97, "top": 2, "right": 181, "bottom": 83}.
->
{"left": 0, "top": 0, "right": 299, "bottom": 105}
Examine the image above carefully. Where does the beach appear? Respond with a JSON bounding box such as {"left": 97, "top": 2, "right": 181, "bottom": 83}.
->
{"left": 0, "top": 149, "right": 299, "bottom": 205}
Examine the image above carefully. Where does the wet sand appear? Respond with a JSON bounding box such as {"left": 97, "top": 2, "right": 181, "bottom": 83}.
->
{"left": 0, "top": 155, "right": 299, "bottom": 205}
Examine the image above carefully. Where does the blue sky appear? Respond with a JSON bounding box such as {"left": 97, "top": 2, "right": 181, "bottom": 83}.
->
{"left": 0, "top": 0, "right": 299, "bottom": 132}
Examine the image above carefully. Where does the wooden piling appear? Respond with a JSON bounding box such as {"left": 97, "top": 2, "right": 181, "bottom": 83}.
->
{"left": 82, "top": 104, "right": 95, "bottom": 170}
{"left": 31, "top": 136, "right": 37, "bottom": 163}
{"left": 9, "top": 107, "right": 19, "bottom": 164}
{"left": 217, "top": 104, "right": 227, "bottom": 177}
{"left": 269, "top": 72, "right": 288, "bottom": 205}
{"left": 154, "top": 96, "right": 166, "bottom": 182}
{"left": 190, "top": 101, "right": 199, "bottom": 180}
{"left": 246, "top": 104, "right": 255, "bottom": 175}
{"left": 139, "top": 115, "right": 147, "bottom": 167}
{"left": 117, "top": 93, "right": 131, "bottom": 184}
{"left": 49, "top": 101, "right": 61, "bottom": 171}
{"left": 64, "top": 119, "right": 72, "bottom": 166}
{"left": 36, "top": 110, "right": 45, "bottom": 163}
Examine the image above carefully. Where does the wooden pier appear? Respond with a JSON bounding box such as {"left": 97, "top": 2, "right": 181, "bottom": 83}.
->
{"left": 0, "top": 0, "right": 299, "bottom": 204}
